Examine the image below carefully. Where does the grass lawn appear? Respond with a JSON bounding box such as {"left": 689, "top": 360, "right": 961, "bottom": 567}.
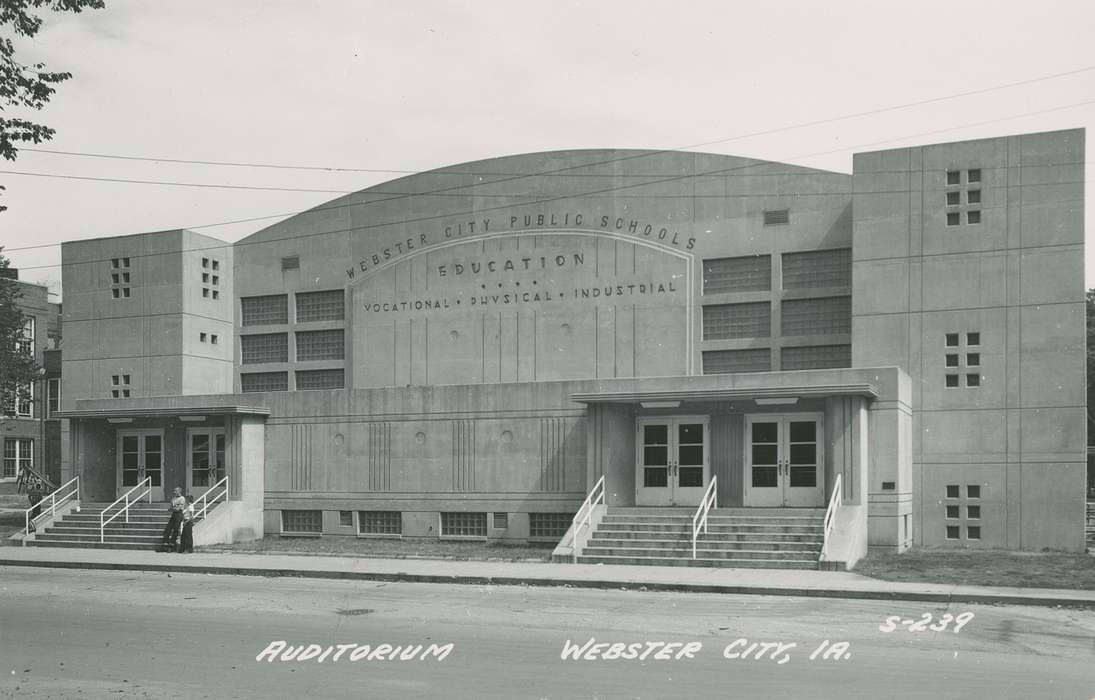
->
{"left": 855, "top": 549, "right": 1095, "bottom": 591}
{"left": 0, "top": 512, "right": 26, "bottom": 544}
{"left": 203, "top": 536, "right": 556, "bottom": 562}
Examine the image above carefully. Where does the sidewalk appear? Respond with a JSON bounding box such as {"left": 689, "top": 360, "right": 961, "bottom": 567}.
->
{"left": 3, "top": 546, "right": 1094, "bottom": 608}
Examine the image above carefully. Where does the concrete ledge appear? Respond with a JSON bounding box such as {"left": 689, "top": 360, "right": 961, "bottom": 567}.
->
{"left": 2, "top": 548, "right": 1094, "bottom": 609}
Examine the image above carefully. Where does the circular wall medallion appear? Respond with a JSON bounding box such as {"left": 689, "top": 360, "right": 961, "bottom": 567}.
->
{"left": 415, "top": 431, "right": 426, "bottom": 444}
{"left": 501, "top": 430, "right": 514, "bottom": 443}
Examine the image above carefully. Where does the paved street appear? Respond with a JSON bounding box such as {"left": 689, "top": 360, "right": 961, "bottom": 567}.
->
{"left": 1, "top": 567, "right": 1093, "bottom": 700}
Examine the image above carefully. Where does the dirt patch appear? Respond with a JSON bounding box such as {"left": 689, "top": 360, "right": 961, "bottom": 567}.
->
{"left": 855, "top": 549, "right": 1095, "bottom": 590}
{"left": 200, "top": 536, "right": 555, "bottom": 562}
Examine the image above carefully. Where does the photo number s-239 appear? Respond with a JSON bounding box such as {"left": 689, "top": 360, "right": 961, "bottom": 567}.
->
{"left": 879, "top": 612, "right": 974, "bottom": 633}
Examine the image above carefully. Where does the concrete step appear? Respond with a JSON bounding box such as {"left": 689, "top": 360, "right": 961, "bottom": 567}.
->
{"left": 575, "top": 554, "right": 819, "bottom": 569}
{"left": 597, "top": 523, "right": 823, "bottom": 535}
{"left": 25, "top": 539, "right": 163, "bottom": 551}
{"left": 43, "top": 525, "right": 164, "bottom": 536}
{"left": 582, "top": 545, "right": 820, "bottom": 561}
{"left": 32, "top": 532, "right": 163, "bottom": 544}
{"left": 587, "top": 537, "right": 822, "bottom": 552}
{"left": 589, "top": 530, "right": 823, "bottom": 543}
{"left": 607, "top": 507, "right": 825, "bottom": 516}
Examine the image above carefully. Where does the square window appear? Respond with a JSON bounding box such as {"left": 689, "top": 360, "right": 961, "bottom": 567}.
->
{"left": 946, "top": 484, "right": 960, "bottom": 498}
{"left": 967, "top": 526, "right": 981, "bottom": 540}
{"left": 967, "top": 210, "right": 981, "bottom": 224}
{"left": 111, "top": 389, "right": 119, "bottom": 398}
{"left": 202, "top": 257, "right": 209, "bottom": 268}
{"left": 946, "top": 526, "right": 960, "bottom": 539}
{"left": 945, "top": 374, "right": 959, "bottom": 388}
{"left": 339, "top": 511, "right": 353, "bottom": 528}
{"left": 946, "top": 191, "right": 960, "bottom": 206}
{"left": 212, "top": 290, "right": 220, "bottom": 300}
{"left": 211, "top": 276, "right": 219, "bottom": 285}
{"left": 946, "top": 212, "right": 961, "bottom": 226}
{"left": 966, "top": 353, "right": 980, "bottom": 366}
{"left": 202, "top": 288, "right": 210, "bottom": 298}
{"left": 967, "top": 168, "right": 981, "bottom": 183}
{"left": 967, "top": 190, "right": 981, "bottom": 204}
{"left": 967, "top": 505, "right": 981, "bottom": 519}
{"left": 945, "top": 354, "right": 959, "bottom": 367}
{"left": 111, "top": 258, "right": 119, "bottom": 268}
{"left": 122, "top": 272, "right": 130, "bottom": 283}
{"left": 967, "top": 332, "right": 980, "bottom": 346}
{"left": 946, "top": 505, "right": 960, "bottom": 519}
{"left": 122, "top": 288, "right": 130, "bottom": 298}
{"left": 112, "top": 273, "right": 120, "bottom": 284}
{"left": 966, "top": 373, "right": 980, "bottom": 387}
{"left": 121, "top": 389, "right": 130, "bottom": 398}
{"left": 212, "top": 260, "right": 219, "bottom": 271}
{"left": 211, "top": 335, "right": 218, "bottom": 345}
{"left": 946, "top": 170, "right": 961, "bottom": 185}
{"left": 112, "top": 375, "right": 119, "bottom": 385}
{"left": 967, "top": 485, "right": 981, "bottom": 499}
{"left": 493, "top": 512, "right": 508, "bottom": 529}
{"left": 945, "top": 333, "right": 959, "bottom": 347}
{"left": 200, "top": 333, "right": 207, "bottom": 343}
{"left": 122, "top": 375, "right": 130, "bottom": 384}
{"left": 111, "top": 288, "right": 120, "bottom": 299}
{"left": 202, "top": 273, "right": 209, "bottom": 283}
{"left": 122, "top": 257, "right": 130, "bottom": 267}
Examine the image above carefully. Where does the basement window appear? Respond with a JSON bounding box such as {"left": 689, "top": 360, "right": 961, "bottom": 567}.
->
{"left": 281, "top": 510, "right": 321, "bottom": 535}
{"left": 529, "top": 513, "right": 573, "bottom": 539}
{"left": 441, "top": 512, "right": 487, "bottom": 538}
{"left": 358, "top": 511, "right": 402, "bottom": 536}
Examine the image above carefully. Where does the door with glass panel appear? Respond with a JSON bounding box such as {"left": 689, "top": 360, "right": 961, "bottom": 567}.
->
{"left": 744, "top": 414, "right": 824, "bottom": 507}
{"left": 187, "top": 428, "right": 225, "bottom": 498}
{"left": 117, "top": 430, "right": 164, "bottom": 501}
{"left": 636, "top": 417, "right": 709, "bottom": 506}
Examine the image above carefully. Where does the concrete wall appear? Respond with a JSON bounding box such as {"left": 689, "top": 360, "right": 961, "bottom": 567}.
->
{"left": 853, "top": 128, "right": 1086, "bottom": 551}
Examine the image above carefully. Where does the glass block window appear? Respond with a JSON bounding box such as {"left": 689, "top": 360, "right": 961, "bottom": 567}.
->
{"left": 282, "top": 510, "right": 321, "bottom": 534}
{"left": 702, "top": 255, "right": 771, "bottom": 294}
{"left": 240, "top": 333, "right": 288, "bottom": 364}
{"left": 241, "top": 294, "right": 288, "bottom": 326}
{"left": 296, "top": 329, "right": 344, "bottom": 361}
{"left": 441, "top": 512, "right": 487, "bottom": 537}
{"left": 781, "top": 296, "right": 851, "bottom": 336}
{"left": 240, "top": 371, "right": 288, "bottom": 393}
{"left": 296, "top": 290, "right": 345, "bottom": 322}
{"left": 702, "top": 302, "right": 770, "bottom": 340}
{"left": 781, "top": 248, "right": 851, "bottom": 290}
{"left": 339, "top": 511, "right": 353, "bottom": 527}
{"left": 529, "top": 512, "right": 573, "bottom": 539}
{"left": 763, "top": 209, "right": 789, "bottom": 225}
{"left": 296, "top": 369, "right": 345, "bottom": 390}
{"left": 702, "top": 349, "right": 771, "bottom": 374}
{"left": 359, "top": 511, "right": 402, "bottom": 535}
{"left": 110, "top": 256, "right": 132, "bottom": 299}
{"left": 781, "top": 344, "right": 851, "bottom": 370}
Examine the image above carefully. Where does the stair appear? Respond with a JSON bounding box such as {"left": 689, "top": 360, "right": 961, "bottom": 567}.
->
{"left": 27, "top": 502, "right": 177, "bottom": 551}
{"left": 576, "top": 507, "right": 825, "bottom": 569}
{"left": 1086, "top": 501, "right": 1095, "bottom": 551}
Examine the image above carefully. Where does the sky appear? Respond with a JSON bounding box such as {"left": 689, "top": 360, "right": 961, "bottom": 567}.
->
{"left": 1, "top": 0, "right": 1093, "bottom": 300}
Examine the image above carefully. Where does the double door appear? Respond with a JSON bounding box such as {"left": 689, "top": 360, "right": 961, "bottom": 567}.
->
{"left": 117, "top": 430, "right": 163, "bottom": 501}
{"left": 636, "top": 417, "right": 709, "bottom": 506}
{"left": 187, "top": 428, "right": 225, "bottom": 498}
{"left": 744, "top": 414, "right": 824, "bottom": 507}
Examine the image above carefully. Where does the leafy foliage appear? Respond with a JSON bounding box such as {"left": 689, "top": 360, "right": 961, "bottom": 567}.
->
{"left": 0, "top": 250, "right": 39, "bottom": 409}
{"left": 0, "top": 0, "right": 105, "bottom": 211}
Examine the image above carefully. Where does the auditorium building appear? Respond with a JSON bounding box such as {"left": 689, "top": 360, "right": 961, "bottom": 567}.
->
{"left": 52, "top": 128, "right": 1088, "bottom": 563}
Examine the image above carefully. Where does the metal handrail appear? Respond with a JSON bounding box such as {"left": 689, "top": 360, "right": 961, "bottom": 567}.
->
{"left": 691, "top": 476, "right": 718, "bottom": 559}
{"left": 100, "top": 477, "right": 152, "bottom": 543}
{"left": 572, "top": 474, "right": 605, "bottom": 537}
{"left": 820, "top": 474, "right": 843, "bottom": 561}
{"left": 193, "top": 476, "right": 228, "bottom": 520}
{"left": 23, "top": 475, "right": 79, "bottom": 545}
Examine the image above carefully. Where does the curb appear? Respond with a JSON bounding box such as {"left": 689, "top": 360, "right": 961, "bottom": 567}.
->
{"left": 2, "top": 557, "right": 1093, "bottom": 609}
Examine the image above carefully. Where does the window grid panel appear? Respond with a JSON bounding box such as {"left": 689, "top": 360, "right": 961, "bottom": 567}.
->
{"left": 240, "top": 333, "right": 288, "bottom": 364}
{"left": 282, "top": 510, "right": 321, "bottom": 533}
{"left": 780, "top": 296, "right": 851, "bottom": 336}
{"left": 781, "top": 249, "right": 852, "bottom": 290}
{"left": 702, "top": 302, "right": 771, "bottom": 340}
{"left": 702, "top": 256, "right": 771, "bottom": 294}
{"left": 241, "top": 295, "right": 288, "bottom": 326}
{"left": 296, "top": 369, "right": 345, "bottom": 390}
{"left": 296, "top": 290, "right": 346, "bottom": 322}
{"left": 359, "top": 511, "right": 402, "bottom": 535}
{"left": 296, "top": 329, "right": 345, "bottom": 361}
{"left": 780, "top": 344, "right": 852, "bottom": 370}
{"left": 441, "top": 512, "right": 487, "bottom": 537}
{"left": 240, "top": 372, "right": 288, "bottom": 393}
{"left": 529, "top": 513, "right": 573, "bottom": 539}
{"left": 702, "top": 349, "right": 771, "bottom": 375}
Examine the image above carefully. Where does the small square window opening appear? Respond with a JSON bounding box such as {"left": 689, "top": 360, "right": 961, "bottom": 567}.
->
{"left": 122, "top": 375, "right": 130, "bottom": 384}
{"left": 202, "top": 273, "right": 209, "bottom": 283}
{"left": 122, "top": 288, "right": 130, "bottom": 298}
{"left": 967, "top": 485, "right": 981, "bottom": 499}
{"left": 946, "top": 170, "right": 961, "bottom": 186}
{"left": 493, "top": 512, "right": 508, "bottom": 529}
{"left": 112, "top": 375, "right": 119, "bottom": 386}
{"left": 202, "top": 257, "right": 209, "bottom": 268}
{"left": 946, "top": 485, "right": 960, "bottom": 498}
{"left": 945, "top": 354, "right": 959, "bottom": 367}
{"left": 966, "top": 373, "right": 980, "bottom": 387}
{"left": 966, "top": 353, "right": 980, "bottom": 366}
{"left": 339, "top": 511, "right": 353, "bottom": 528}
{"left": 967, "top": 505, "right": 981, "bottom": 519}
{"left": 946, "top": 212, "right": 961, "bottom": 226}
{"left": 967, "top": 332, "right": 980, "bottom": 346}
{"left": 111, "top": 390, "right": 119, "bottom": 398}
{"left": 212, "top": 276, "right": 219, "bottom": 285}
{"left": 121, "top": 389, "right": 130, "bottom": 398}
{"left": 967, "top": 190, "right": 981, "bottom": 204}
{"left": 111, "top": 289, "right": 120, "bottom": 299}
{"left": 967, "top": 526, "right": 981, "bottom": 540}
{"left": 111, "top": 258, "right": 119, "bottom": 268}
{"left": 200, "top": 333, "right": 207, "bottom": 343}
{"left": 212, "top": 260, "right": 219, "bottom": 271}
{"left": 122, "top": 272, "right": 130, "bottom": 283}
{"left": 967, "top": 169, "right": 981, "bottom": 183}
{"left": 945, "top": 333, "right": 959, "bottom": 347}
{"left": 212, "top": 290, "right": 220, "bottom": 300}
{"left": 112, "top": 273, "right": 119, "bottom": 284}
{"left": 211, "top": 335, "right": 218, "bottom": 345}
{"left": 946, "top": 505, "right": 960, "bottom": 518}
{"left": 946, "top": 526, "right": 960, "bottom": 539}
{"left": 946, "top": 191, "right": 960, "bottom": 206}
{"left": 122, "top": 257, "right": 130, "bottom": 267}
{"left": 202, "top": 288, "right": 210, "bottom": 298}
{"left": 945, "top": 374, "right": 959, "bottom": 388}
{"left": 967, "top": 210, "right": 981, "bottom": 225}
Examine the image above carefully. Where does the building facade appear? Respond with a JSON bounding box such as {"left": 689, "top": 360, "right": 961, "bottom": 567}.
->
{"left": 56, "top": 128, "right": 1087, "bottom": 552}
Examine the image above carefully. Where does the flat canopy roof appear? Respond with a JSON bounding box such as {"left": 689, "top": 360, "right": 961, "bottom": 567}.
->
{"left": 571, "top": 383, "right": 878, "bottom": 404}
{"left": 54, "top": 405, "right": 270, "bottom": 419}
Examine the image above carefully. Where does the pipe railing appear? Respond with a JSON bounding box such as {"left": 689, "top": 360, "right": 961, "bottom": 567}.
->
{"left": 820, "top": 474, "right": 843, "bottom": 561}
{"left": 572, "top": 475, "right": 605, "bottom": 538}
{"left": 100, "top": 477, "right": 152, "bottom": 543}
{"left": 691, "top": 476, "right": 718, "bottom": 559}
{"left": 193, "top": 476, "right": 229, "bottom": 521}
{"left": 23, "top": 475, "right": 80, "bottom": 545}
